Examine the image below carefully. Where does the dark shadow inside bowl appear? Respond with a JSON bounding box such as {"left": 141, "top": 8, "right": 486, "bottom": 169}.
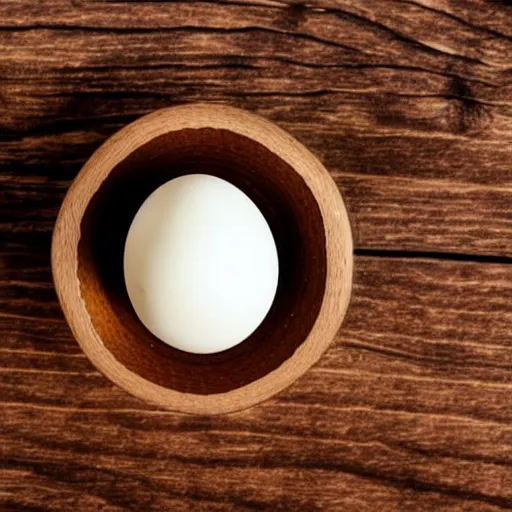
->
{"left": 78, "top": 128, "right": 327, "bottom": 395}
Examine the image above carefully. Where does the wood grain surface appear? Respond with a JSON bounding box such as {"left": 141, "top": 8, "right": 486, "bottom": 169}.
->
{"left": 1, "top": 0, "right": 511, "bottom": 510}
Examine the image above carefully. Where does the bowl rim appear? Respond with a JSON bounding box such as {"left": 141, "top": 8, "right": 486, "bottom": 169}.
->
{"left": 52, "top": 103, "right": 353, "bottom": 415}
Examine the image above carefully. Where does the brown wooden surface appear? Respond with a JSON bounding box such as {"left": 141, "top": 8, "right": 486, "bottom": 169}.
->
{"left": 1, "top": 0, "right": 511, "bottom": 510}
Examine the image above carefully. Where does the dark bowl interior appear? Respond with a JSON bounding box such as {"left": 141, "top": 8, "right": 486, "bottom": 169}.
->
{"left": 77, "top": 128, "right": 327, "bottom": 395}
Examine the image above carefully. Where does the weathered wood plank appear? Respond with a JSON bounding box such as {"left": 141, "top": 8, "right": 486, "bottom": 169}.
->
{"left": 1, "top": 254, "right": 512, "bottom": 509}
{"left": 2, "top": 1, "right": 512, "bottom": 509}
{"left": 1, "top": 1, "right": 511, "bottom": 256}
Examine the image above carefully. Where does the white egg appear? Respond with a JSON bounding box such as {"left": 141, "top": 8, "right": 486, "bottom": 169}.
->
{"left": 123, "top": 174, "right": 279, "bottom": 354}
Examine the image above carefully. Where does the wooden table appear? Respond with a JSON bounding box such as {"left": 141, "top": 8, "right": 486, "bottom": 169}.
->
{"left": 1, "top": 1, "right": 511, "bottom": 510}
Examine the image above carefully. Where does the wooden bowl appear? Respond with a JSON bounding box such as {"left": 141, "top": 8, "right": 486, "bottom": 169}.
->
{"left": 52, "top": 104, "right": 353, "bottom": 415}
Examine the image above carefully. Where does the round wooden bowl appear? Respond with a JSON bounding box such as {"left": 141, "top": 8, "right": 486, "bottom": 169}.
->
{"left": 52, "top": 104, "right": 353, "bottom": 415}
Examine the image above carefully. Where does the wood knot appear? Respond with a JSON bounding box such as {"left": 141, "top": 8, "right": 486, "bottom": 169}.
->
{"left": 445, "top": 76, "right": 492, "bottom": 136}
{"left": 276, "top": 3, "right": 307, "bottom": 30}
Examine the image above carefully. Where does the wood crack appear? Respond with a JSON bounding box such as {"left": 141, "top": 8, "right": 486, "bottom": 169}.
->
{"left": 400, "top": 0, "right": 512, "bottom": 42}
{"left": 0, "top": 24, "right": 364, "bottom": 54}
{"left": 355, "top": 249, "right": 512, "bottom": 265}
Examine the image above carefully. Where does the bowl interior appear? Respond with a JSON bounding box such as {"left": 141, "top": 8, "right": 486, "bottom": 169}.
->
{"left": 78, "top": 127, "right": 327, "bottom": 395}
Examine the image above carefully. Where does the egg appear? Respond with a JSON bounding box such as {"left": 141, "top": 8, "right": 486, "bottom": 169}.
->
{"left": 123, "top": 174, "right": 279, "bottom": 354}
